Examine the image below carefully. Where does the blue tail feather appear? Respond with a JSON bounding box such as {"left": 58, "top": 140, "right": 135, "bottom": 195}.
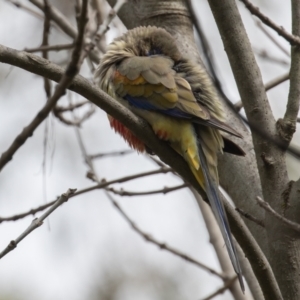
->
{"left": 197, "top": 139, "right": 244, "bottom": 292}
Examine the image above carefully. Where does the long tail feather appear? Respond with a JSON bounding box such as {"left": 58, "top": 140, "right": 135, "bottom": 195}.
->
{"left": 197, "top": 140, "right": 245, "bottom": 291}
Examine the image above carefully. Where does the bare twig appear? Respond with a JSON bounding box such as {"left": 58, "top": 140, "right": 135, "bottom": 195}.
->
{"left": 54, "top": 103, "right": 96, "bottom": 127}
{"left": 253, "top": 47, "right": 289, "bottom": 65}
{"left": 25, "top": 43, "right": 74, "bottom": 53}
{"left": 41, "top": 0, "right": 51, "bottom": 98}
{"left": 236, "top": 208, "right": 265, "bottom": 228}
{"left": 96, "top": 0, "right": 127, "bottom": 39}
{"left": 0, "top": 0, "right": 89, "bottom": 172}
{"left": 256, "top": 196, "right": 300, "bottom": 233}
{"left": 0, "top": 188, "right": 77, "bottom": 259}
{"left": 29, "top": 0, "right": 77, "bottom": 39}
{"left": 200, "top": 276, "right": 237, "bottom": 300}
{"left": 55, "top": 100, "right": 90, "bottom": 112}
{"left": 107, "top": 183, "right": 188, "bottom": 196}
{"left": 89, "top": 149, "right": 133, "bottom": 159}
{"left": 91, "top": 0, "right": 107, "bottom": 53}
{"left": 234, "top": 72, "right": 290, "bottom": 112}
{"left": 264, "top": 73, "right": 290, "bottom": 91}
{"left": 0, "top": 168, "right": 172, "bottom": 223}
{"left": 7, "top": 0, "right": 45, "bottom": 19}
{"left": 28, "top": 0, "right": 100, "bottom": 63}
{"left": 105, "top": 192, "right": 225, "bottom": 279}
{"left": 256, "top": 21, "right": 290, "bottom": 57}
{"left": 240, "top": 0, "right": 300, "bottom": 46}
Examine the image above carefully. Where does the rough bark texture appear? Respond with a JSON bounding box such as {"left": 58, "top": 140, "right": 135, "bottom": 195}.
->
{"left": 206, "top": 0, "right": 300, "bottom": 299}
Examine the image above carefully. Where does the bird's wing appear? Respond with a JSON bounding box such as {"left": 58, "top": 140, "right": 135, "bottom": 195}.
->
{"left": 113, "top": 55, "right": 241, "bottom": 138}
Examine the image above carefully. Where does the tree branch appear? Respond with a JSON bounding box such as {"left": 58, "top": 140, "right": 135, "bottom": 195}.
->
{"left": 223, "top": 199, "right": 283, "bottom": 300}
{"left": 0, "top": 188, "right": 77, "bottom": 259}
{"left": 25, "top": 42, "right": 75, "bottom": 53}
{"left": 240, "top": 0, "right": 300, "bottom": 46}
{"left": 236, "top": 208, "right": 265, "bottom": 228}
{"left": 234, "top": 72, "right": 290, "bottom": 112}
{"left": 280, "top": 0, "right": 300, "bottom": 144}
{"left": 0, "top": 168, "right": 172, "bottom": 223}
{"left": 0, "top": 0, "right": 89, "bottom": 172}
{"left": 200, "top": 276, "right": 237, "bottom": 300}
{"left": 256, "top": 196, "right": 300, "bottom": 233}
{"left": 105, "top": 192, "right": 225, "bottom": 279}
{"left": 256, "top": 21, "right": 290, "bottom": 57}
{"left": 107, "top": 183, "right": 188, "bottom": 196}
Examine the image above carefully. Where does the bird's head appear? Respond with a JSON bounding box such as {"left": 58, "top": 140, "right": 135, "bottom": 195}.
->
{"left": 95, "top": 26, "right": 182, "bottom": 90}
{"left": 112, "top": 26, "right": 182, "bottom": 60}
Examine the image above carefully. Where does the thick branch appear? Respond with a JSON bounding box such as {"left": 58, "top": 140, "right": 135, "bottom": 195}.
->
{"left": 281, "top": 0, "right": 300, "bottom": 143}
{"left": 208, "top": 0, "right": 290, "bottom": 261}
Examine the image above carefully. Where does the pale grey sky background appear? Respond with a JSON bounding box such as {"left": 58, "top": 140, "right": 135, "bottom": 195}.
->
{"left": 0, "top": 0, "right": 297, "bottom": 299}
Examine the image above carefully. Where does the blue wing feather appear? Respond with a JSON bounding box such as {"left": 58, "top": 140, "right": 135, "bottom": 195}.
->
{"left": 124, "top": 95, "right": 191, "bottom": 119}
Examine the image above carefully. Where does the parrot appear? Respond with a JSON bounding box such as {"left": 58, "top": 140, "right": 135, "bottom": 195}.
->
{"left": 95, "top": 26, "right": 245, "bottom": 291}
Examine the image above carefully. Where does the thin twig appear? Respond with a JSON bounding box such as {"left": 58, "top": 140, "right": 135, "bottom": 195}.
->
{"left": 256, "top": 196, "right": 300, "bottom": 233}
{"left": 91, "top": 0, "right": 107, "bottom": 53}
{"left": 41, "top": 0, "right": 51, "bottom": 98}
{"left": 0, "top": 168, "right": 172, "bottom": 223}
{"left": 0, "top": 0, "right": 89, "bottom": 172}
{"left": 253, "top": 47, "right": 289, "bottom": 65}
{"left": 105, "top": 192, "right": 225, "bottom": 279}
{"left": 89, "top": 149, "right": 133, "bottom": 159}
{"left": 7, "top": 0, "right": 45, "bottom": 19}
{"left": 55, "top": 100, "right": 90, "bottom": 112}
{"left": 107, "top": 183, "right": 188, "bottom": 196}
{"left": 0, "top": 188, "right": 77, "bottom": 259}
{"left": 96, "top": 0, "right": 127, "bottom": 39}
{"left": 200, "top": 276, "right": 237, "bottom": 300}
{"left": 234, "top": 72, "right": 290, "bottom": 112}
{"left": 54, "top": 103, "right": 96, "bottom": 127}
{"left": 240, "top": 0, "right": 300, "bottom": 46}
{"left": 265, "top": 73, "right": 290, "bottom": 91}
{"left": 256, "top": 21, "right": 290, "bottom": 57}
{"left": 25, "top": 43, "right": 74, "bottom": 53}
{"left": 236, "top": 208, "right": 265, "bottom": 228}
{"left": 29, "top": 0, "right": 77, "bottom": 38}
{"left": 28, "top": 0, "right": 100, "bottom": 63}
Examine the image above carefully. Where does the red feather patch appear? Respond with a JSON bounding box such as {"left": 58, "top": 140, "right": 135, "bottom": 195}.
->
{"left": 108, "top": 116, "right": 145, "bottom": 153}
